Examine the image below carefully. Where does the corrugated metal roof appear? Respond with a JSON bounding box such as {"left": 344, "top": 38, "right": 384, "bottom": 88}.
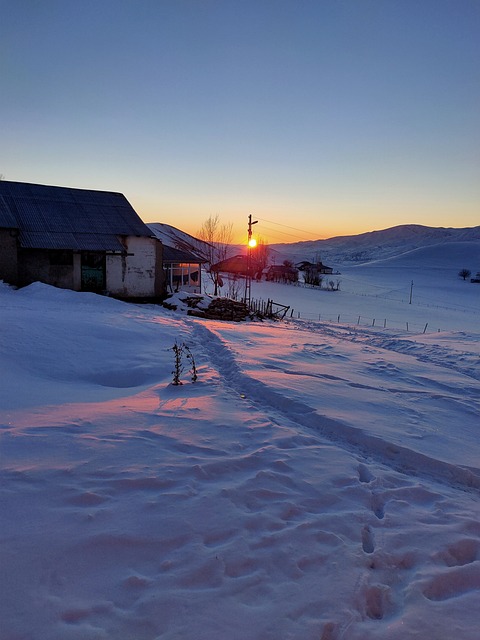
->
{"left": 0, "top": 195, "right": 18, "bottom": 228}
{"left": 211, "top": 254, "right": 248, "bottom": 274}
{"left": 163, "top": 244, "right": 206, "bottom": 263}
{"left": 19, "top": 231, "right": 125, "bottom": 251}
{"left": 0, "top": 180, "right": 152, "bottom": 250}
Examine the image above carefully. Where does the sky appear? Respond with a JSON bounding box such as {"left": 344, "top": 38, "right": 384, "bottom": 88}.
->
{"left": 1, "top": 0, "right": 479, "bottom": 244}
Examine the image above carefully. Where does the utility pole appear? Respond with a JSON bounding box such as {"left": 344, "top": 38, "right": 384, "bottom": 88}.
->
{"left": 409, "top": 280, "right": 414, "bottom": 304}
{"left": 244, "top": 214, "right": 258, "bottom": 308}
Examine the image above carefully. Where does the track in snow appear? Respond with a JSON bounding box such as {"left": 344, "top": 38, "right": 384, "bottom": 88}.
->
{"left": 294, "top": 318, "right": 480, "bottom": 382}
{"left": 192, "top": 321, "right": 480, "bottom": 495}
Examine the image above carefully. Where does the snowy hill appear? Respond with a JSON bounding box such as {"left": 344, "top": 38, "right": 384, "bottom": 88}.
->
{"left": 246, "top": 240, "right": 480, "bottom": 333}
{"left": 151, "top": 221, "right": 480, "bottom": 269}
{"left": 267, "top": 224, "right": 480, "bottom": 266}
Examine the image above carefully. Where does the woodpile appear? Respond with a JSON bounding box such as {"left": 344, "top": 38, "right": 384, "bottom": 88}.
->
{"left": 188, "top": 297, "right": 250, "bottom": 321}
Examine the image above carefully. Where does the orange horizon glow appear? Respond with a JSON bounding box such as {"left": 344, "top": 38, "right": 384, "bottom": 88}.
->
{"left": 139, "top": 207, "right": 479, "bottom": 246}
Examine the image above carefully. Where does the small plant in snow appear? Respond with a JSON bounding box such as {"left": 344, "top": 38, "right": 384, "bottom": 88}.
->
{"left": 183, "top": 344, "right": 198, "bottom": 382}
{"left": 171, "top": 342, "right": 198, "bottom": 385}
{"left": 171, "top": 342, "right": 184, "bottom": 385}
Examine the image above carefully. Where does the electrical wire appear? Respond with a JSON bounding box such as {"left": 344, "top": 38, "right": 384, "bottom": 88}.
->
{"left": 256, "top": 217, "right": 323, "bottom": 243}
{"left": 257, "top": 225, "right": 310, "bottom": 243}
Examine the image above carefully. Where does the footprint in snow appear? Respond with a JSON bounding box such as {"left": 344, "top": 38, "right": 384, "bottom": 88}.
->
{"left": 362, "top": 525, "right": 375, "bottom": 554}
{"left": 358, "top": 463, "right": 375, "bottom": 484}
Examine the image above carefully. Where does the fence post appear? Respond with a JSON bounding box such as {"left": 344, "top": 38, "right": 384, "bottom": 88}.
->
{"left": 423, "top": 323, "right": 428, "bottom": 334}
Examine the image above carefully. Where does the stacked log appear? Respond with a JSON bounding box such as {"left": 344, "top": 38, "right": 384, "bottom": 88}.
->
{"left": 188, "top": 297, "right": 250, "bottom": 321}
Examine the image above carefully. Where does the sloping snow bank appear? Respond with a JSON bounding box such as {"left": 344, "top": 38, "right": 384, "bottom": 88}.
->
{"left": 1, "top": 282, "right": 479, "bottom": 640}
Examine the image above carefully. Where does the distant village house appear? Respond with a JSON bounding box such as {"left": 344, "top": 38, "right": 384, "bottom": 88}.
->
{"left": 210, "top": 255, "right": 251, "bottom": 277}
{"left": 266, "top": 263, "right": 299, "bottom": 283}
{"left": 295, "top": 260, "right": 333, "bottom": 275}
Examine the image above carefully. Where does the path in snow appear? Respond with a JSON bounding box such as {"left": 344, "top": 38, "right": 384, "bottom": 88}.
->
{"left": 191, "top": 320, "right": 480, "bottom": 494}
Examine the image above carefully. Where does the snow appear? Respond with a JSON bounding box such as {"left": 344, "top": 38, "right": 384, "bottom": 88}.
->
{"left": 253, "top": 241, "right": 480, "bottom": 333}
{"left": 1, "top": 242, "right": 480, "bottom": 639}
{"left": 269, "top": 226, "right": 480, "bottom": 266}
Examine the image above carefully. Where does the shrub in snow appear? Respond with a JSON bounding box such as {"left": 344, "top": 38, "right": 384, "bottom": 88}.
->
{"left": 171, "top": 342, "right": 183, "bottom": 385}
{"left": 171, "top": 342, "right": 198, "bottom": 385}
{"left": 183, "top": 343, "right": 198, "bottom": 382}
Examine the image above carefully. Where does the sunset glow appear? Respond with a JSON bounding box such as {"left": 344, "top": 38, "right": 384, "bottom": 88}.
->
{"left": 1, "top": 1, "right": 478, "bottom": 243}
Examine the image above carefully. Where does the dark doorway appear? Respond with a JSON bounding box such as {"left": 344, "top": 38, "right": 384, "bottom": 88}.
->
{"left": 81, "top": 252, "right": 106, "bottom": 292}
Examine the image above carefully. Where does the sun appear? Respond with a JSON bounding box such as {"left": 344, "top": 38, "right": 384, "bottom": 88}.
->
{"left": 248, "top": 238, "right": 257, "bottom": 248}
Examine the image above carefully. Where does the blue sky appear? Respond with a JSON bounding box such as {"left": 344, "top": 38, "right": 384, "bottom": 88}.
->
{"left": 1, "top": 0, "right": 479, "bottom": 243}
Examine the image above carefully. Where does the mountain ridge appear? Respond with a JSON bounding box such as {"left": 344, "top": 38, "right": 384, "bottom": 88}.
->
{"left": 267, "top": 224, "right": 480, "bottom": 265}
{"left": 147, "top": 222, "right": 480, "bottom": 267}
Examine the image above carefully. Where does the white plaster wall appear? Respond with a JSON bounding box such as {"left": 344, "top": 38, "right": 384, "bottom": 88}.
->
{"left": 106, "top": 236, "right": 157, "bottom": 297}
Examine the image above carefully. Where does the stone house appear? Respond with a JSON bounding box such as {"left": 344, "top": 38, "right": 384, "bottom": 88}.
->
{"left": 0, "top": 180, "right": 165, "bottom": 299}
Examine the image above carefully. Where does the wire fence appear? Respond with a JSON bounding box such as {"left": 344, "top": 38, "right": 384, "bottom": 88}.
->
{"left": 286, "top": 308, "right": 432, "bottom": 333}
{"left": 226, "top": 275, "right": 478, "bottom": 333}
{"left": 249, "top": 296, "right": 463, "bottom": 334}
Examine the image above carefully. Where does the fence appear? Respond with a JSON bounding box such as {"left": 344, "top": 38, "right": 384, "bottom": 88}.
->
{"left": 250, "top": 297, "right": 290, "bottom": 320}
{"left": 288, "top": 309, "right": 432, "bottom": 333}
{"left": 249, "top": 297, "right": 444, "bottom": 333}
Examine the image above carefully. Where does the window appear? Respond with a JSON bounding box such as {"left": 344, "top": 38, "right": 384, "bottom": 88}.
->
{"left": 49, "top": 250, "right": 73, "bottom": 266}
{"left": 166, "top": 262, "right": 200, "bottom": 291}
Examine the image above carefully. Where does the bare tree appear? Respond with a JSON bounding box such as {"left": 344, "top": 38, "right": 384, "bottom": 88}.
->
{"left": 226, "top": 274, "right": 243, "bottom": 300}
{"left": 198, "top": 214, "right": 233, "bottom": 295}
{"left": 253, "top": 236, "right": 270, "bottom": 276}
{"left": 304, "top": 268, "right": 322, "bottom": 287}
{"left": 459, "top": 269, "right": 471, "bottom": 281}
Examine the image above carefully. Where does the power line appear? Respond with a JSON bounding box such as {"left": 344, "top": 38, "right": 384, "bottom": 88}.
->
{"left": 256, "top": 217, "right": 322, "bottom": 241}
{"left": 258, "top": 225, "right": 311, "bottom": 242}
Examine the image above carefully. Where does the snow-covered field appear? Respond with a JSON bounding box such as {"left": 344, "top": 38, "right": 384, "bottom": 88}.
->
{"left": 254, "top": 241, "right": 480, "bottom": 334}
{"left": 1, "top": 243, "right": 479, "bottom": 640}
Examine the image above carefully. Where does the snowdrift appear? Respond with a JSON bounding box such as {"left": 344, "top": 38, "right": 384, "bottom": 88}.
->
{"left": 1, "top": 270, "right": 479, "bottom": 639}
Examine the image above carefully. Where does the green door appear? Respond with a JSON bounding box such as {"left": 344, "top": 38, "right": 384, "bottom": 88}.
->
{"left": 81, "top": 252, "right": 106, "bottom": 292}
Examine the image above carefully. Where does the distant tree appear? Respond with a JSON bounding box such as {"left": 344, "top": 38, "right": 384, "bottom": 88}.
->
{"left": 226, "top": 274, "right": 243, "bottom": 300}
{"left": 304, "top": 268, "right": 322, "bottom": 287}
{"left": 328, "top": 279, "right": 341, "bottom": 291}
{"left": 459, "top": 269, "right": 471, "bottom": 281}
{"left": 198, "top": 214, "right": 233, "bottom": 295}
{"left": 252, "top": 236, "right": 270, "bottom": 276}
